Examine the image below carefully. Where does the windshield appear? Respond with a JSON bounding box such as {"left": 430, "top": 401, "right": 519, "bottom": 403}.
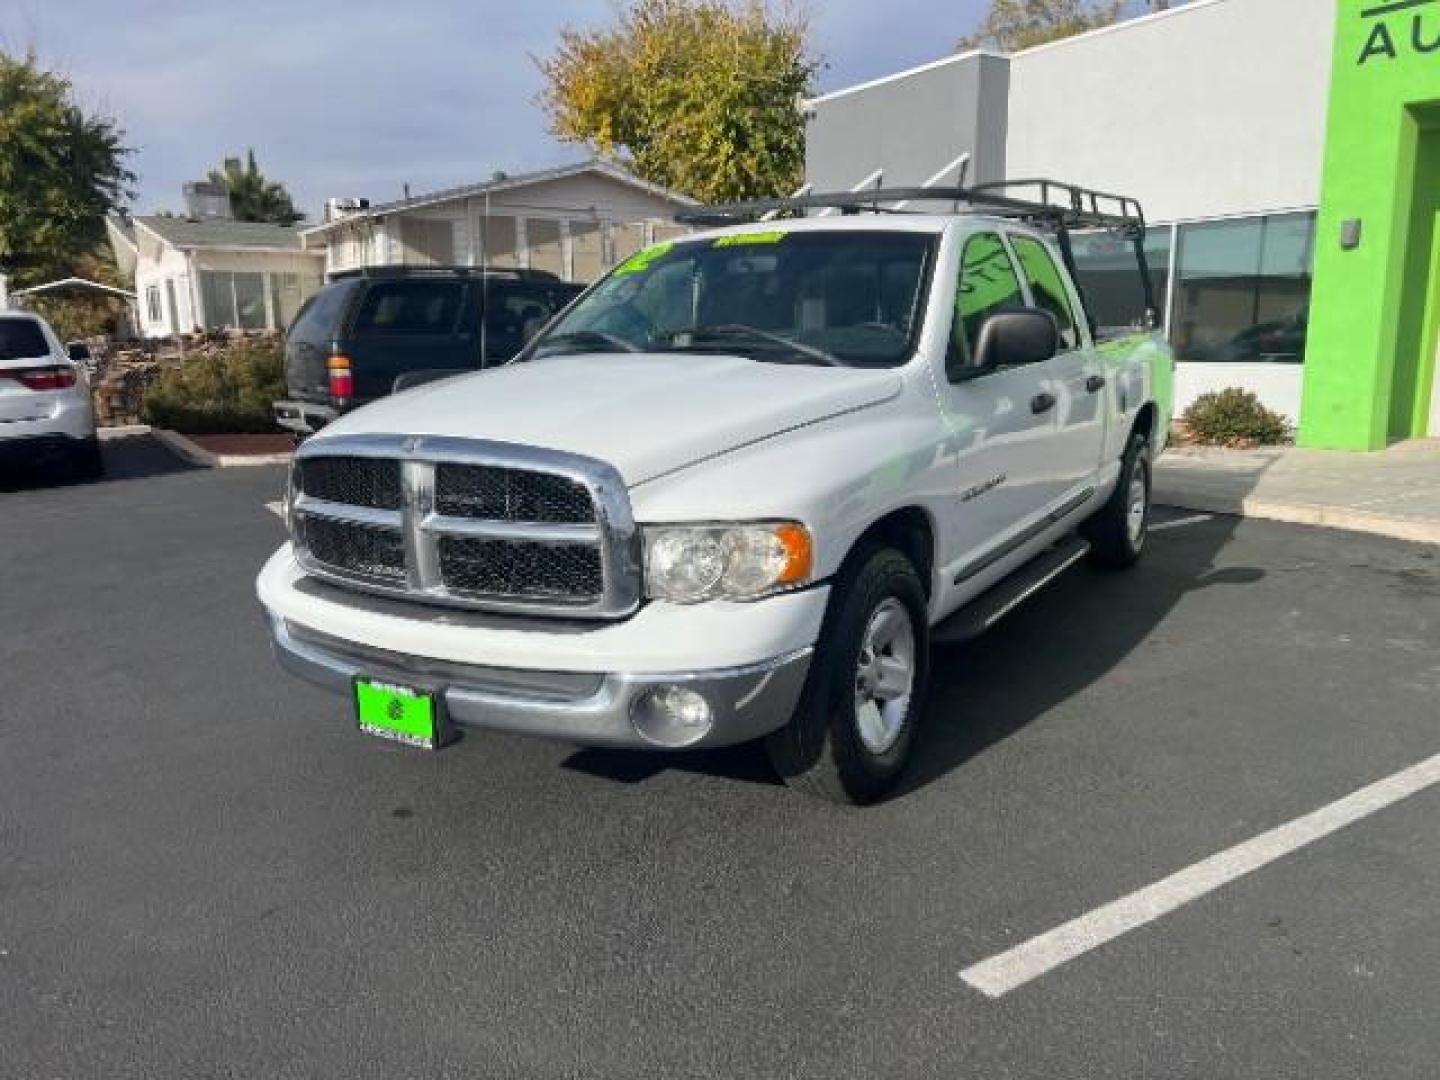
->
{"left": 528, "top": 230, "right": 936, "bottom": 368}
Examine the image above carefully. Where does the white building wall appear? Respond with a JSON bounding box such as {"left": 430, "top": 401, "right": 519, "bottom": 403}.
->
{"left": 134, "top": 241, "right": 191, "bottom": 338}
{"left": 1004, "top": 0, "right": 1334, "bottom": 223}
{"left": 1004, "top": 0, "right": 1335, "bottom": 425}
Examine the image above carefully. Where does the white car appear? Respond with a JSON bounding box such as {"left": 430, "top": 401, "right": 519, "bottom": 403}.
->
{"left": 0, "top": 311, "right": 102, "bottom": 478}
{"left": 257, "top": 181, "right": 1173, "bottom": 804}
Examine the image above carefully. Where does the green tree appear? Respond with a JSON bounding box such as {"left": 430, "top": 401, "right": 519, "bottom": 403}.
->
{"left": 0, "top": 51, "right": 134, "bottom": 283}
{"left": 960, "top": 0, "right": 1176, "bottom": 52}
{"left": 539, "top": 0, "right": 818, "bottom": 203}
{"left": 207, "top": 149, "right": 305, "bottom": 225}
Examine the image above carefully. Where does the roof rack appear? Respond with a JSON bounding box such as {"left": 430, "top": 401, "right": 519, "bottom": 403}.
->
{"left": 328, "top": 265, "right": 561, "bottom": 282}
{"left": 675, "top": 177, "right": 1159, "bottom": 332}
{"left": 675, "top": 178, "right": 1146, "bottom": 236}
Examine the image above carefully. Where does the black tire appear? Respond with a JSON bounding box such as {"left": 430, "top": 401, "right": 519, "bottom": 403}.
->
{"left": 765, "top": 546, "right": 930, "bottom": 805}
{"left": 70, "top": 438, "right": 105, "bottom": 481}
{"left": 1082, "top": 432, "right": 1150, "bottom": 570}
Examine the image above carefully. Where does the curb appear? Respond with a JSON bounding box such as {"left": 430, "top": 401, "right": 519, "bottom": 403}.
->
{"left": 97, "top": 424, "right": 153, "bottom": 439}
{"left": 1154, "top": 488, "right": 1440, "bottom": 546}
{"left": 151, "top": 428, "right": 293, "bottom": 469}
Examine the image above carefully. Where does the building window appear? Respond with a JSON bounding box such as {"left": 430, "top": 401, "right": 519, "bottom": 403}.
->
{"left": 1172, "top": 212, "right": 1315, "bottom": 363}
{"left": 399, "top": 218, "right": 455, "bottom": 266}
{"left": 480, "top": 215, "right": 519, "bottom": 269}
{"left": 199, "top": 270, "right": 270, "bottom": 330}
{"left": 527, "top": 219, "right": 564, "bottom": 277}
{"left": 146, "top": 286, "right": 162, "bottom": 324}
{"left": 570, "top": 220, "right": 604, "bottom": 282}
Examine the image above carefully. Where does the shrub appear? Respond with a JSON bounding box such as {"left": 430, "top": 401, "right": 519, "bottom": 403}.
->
{"left": 1180, "top": 387, "right": 1291, "bottom": 448}
{"left": 142, "top": 341, "right": 286, "bottom": 434}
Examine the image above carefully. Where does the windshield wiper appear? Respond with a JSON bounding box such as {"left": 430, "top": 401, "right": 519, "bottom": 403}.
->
{"left": 663, "top": 324, "right": 844, "bottom": 367}
{"left": 533, "top": 330, "right": 640, "bottom": 357}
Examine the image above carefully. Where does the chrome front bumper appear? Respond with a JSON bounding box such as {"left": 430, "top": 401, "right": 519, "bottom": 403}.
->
{"left": 267, "top": 614, "right": 812, "bottom": 749}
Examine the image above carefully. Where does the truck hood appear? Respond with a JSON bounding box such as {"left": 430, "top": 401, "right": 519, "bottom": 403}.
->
{"left": 316, "top": 353, "right": 904, "bottom": 484}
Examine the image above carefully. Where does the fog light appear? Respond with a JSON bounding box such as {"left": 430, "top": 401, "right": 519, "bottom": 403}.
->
{"left": 631, "top": 685, "right": 714, "bottom": 747}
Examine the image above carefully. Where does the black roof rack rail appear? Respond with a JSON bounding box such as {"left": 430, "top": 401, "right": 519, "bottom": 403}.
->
{"left": 674, "top": 179, "right": 1146, "bottom": 237}
{"left": 328, "top": 265, "right": 562, "bottom": 282}
{"left": 674, "top": 178, "right": 1158, "bottom": 332}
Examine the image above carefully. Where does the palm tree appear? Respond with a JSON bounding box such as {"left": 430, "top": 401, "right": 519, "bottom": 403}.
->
{"left": 207, "top": 150, "right": 304, "bottom": 226}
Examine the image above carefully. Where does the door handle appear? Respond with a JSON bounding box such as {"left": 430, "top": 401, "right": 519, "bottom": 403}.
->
{"left": 1085, "top": 374, "right": 1106, "bottom": 393}
{"left": 1030, "top": 392, "right": 1056, "bottom": 415}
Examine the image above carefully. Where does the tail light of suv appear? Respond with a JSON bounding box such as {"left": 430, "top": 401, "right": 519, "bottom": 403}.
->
{"left": 0, "top": 365, "right": 78, "bottom": 391}
{"left": 327, "top": 355, "right": 354, "bottom": 404}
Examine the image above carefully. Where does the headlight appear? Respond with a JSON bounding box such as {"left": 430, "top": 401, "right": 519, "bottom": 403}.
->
{"left": 643, "top": 522, "right": 814, "bottom": 603}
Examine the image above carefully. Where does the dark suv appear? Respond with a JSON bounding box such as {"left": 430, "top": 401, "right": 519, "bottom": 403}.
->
{"left": 273, "top": 266, "right": 583, "bottom": 435}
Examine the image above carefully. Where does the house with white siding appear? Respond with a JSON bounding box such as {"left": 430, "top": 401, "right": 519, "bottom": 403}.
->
{"left": 107, "top": 183, "right": 325, "bottom": 338}
{"left": 302, "top": 159, "right": 695, "bottom": 281}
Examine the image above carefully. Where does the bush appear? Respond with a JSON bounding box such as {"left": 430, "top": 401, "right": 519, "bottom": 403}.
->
{"left": 1180, "top": 388, "right": 1291, "bottom": 448}
{"left": 142, "top": 341, "right": 286, "bottom": 434}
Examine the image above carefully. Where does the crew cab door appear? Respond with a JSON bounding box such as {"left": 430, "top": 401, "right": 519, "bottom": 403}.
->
{"left": 933, "top": 231, "right": 1059, "bottom": 585}
{"left": 1008, "top": 231, "right": 1109, "bottom": 510}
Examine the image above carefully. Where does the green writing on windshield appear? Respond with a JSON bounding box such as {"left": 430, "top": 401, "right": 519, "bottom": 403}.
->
{"left": 613, "top": 241, "right": 674, "bottom": 277}
{"left": 712, "top": 231, "right": 787, "bottom": 248}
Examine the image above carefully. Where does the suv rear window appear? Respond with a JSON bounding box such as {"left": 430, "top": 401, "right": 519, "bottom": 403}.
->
{"left": 288, "top": 281, "right": 354, "bottom": 340}
{"left": 0, "top": 319, "right": 50, "bottom": 362}
{"left": 355, "top": 282, "right": 463, "bottom": 335}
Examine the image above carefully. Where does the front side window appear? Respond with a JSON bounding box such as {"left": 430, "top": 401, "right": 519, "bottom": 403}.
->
{"left": 528, "top": 230, "right": 935, "bottom": 369}
{"left": 354, "top": 281, "right": 462, "bottom": 335}
{"left": 952, "top": 231, "right": 1025, "bottom": 364}
{"left": 1010, "top": 234, "right": 1079, "bottom": 350}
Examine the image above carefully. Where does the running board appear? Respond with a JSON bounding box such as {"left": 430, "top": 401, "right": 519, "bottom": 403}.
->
{"left": 932, "top": 535, "right": 1090, "bottom": 645}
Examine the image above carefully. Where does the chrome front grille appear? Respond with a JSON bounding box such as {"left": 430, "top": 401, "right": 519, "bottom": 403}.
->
{"left": 435, "top": 463, "right": 593, "bottom": 523}
{"left": 288, "top": 435, "right": 640, "bottom": 618}
{"left": 298, "top": 514, "right": 407, "bottom": 583}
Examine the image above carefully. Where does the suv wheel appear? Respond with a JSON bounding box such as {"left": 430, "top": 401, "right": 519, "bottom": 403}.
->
{"left": 766, "top": 546, "right": 930, "bottom": 805}
{"left": 1082, "top": 432, "right": 1150, "bottom": 569}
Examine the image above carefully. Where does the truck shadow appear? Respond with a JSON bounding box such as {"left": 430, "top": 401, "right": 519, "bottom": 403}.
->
{"left": 566, "top": 507, "right": 1265, "bottom": 800}
{"left": 897, "top": 511, "right": 1261, "bottom": 798}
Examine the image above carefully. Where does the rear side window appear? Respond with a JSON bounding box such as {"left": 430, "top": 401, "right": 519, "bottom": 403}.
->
{"left": 0, "top": 319, "right": 50, "bottom": 362}
{"left": 482, "top": 283, "right": 577, "bottom": 359}
{"left": 954, "top": 232, "right": 1025, "bottom": 361}
{"left": 354, "top": 282, "right": 462, "bottom": 335}
{"left": 1011, "top": 235, "right": 1079, "bottom": 350}
{"left": 288, "top": 281, "right": 353, "bottom": 340}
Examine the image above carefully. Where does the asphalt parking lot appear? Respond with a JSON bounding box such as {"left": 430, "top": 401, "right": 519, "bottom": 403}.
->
{"left": 3, "top": 433, "right": 1439, "bottom": 1079}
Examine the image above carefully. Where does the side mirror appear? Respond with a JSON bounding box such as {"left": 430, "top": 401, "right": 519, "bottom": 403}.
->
{"left": 973, "top": 308, "right": 1059, "bottom": 371}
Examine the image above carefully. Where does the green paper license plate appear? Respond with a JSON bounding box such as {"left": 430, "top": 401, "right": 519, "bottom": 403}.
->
{"left": 354, "top": 678, "right": 441, "bottom": 749}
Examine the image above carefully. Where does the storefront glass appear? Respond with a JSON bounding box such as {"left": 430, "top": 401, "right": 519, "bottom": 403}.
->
{"left": 1171, "top": 212, "right": 1315, "bottom": 363}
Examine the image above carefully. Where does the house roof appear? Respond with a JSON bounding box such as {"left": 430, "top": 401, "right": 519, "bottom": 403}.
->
{"left": 134, "top": 215, "right": 307, "bottom": 251}
{"left": 300, "top": 159, "right": 697, "bottom": 238}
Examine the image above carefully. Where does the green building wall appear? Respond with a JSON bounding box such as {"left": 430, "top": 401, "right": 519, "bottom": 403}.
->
{"left": 1302, "top": 1, "right": 1440, "bottom": 450}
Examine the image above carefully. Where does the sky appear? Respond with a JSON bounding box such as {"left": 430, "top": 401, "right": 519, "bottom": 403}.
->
{"left": 2, "top": 0, "right": 1074, "bottom": 218}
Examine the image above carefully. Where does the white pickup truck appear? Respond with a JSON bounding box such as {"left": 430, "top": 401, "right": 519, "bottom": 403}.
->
{"left": 257, "top": 182, "right": 1172, "bottom": 804}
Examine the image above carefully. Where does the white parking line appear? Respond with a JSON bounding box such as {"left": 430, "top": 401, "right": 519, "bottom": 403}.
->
{"left": 1151, "top": 513, "right": 1214, "bottom": 533}
{"left": 265, "top": 501, "right": 284, "bottom": 519}
{"left": 960, "top": 751, "right": 1440, "bottom": 998}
